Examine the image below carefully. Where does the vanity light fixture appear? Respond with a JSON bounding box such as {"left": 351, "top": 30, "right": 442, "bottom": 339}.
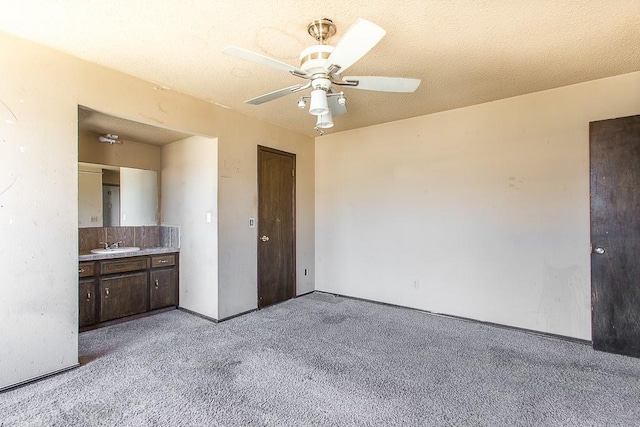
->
{"left": 98, "top": 133, "right": 120, "bottom": 144}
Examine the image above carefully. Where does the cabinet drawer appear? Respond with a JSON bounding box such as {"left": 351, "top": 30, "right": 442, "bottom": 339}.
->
{"left": 100, "top": 257, "right": 148, "bottom": 275}
{"left": 151, "top": 254, "right": 176, "bottom": 268}
{"left": 78, "top": 262, "right": 95, "bottom": 278}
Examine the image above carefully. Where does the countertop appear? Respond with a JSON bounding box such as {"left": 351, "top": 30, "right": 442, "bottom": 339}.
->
{"left": 79, "top": 246, "right": 179, "bottom": 262}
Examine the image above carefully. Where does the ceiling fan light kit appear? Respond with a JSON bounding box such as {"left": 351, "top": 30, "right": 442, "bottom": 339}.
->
{"left": 316, "top": 110, "right": 334, "bottom": 129}
{"left": 309, "top": 89, "right": 329, "bottom": 116}
{"left": 222, "top": 17, "right": 421, "bottom": 134}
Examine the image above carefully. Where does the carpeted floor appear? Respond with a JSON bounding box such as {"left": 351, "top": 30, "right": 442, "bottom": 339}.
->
{"left": 2, "top": 292, "right": 640, "bottom": 426}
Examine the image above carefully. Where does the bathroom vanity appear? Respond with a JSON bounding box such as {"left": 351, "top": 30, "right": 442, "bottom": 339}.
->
{"left": 78, "top": 248, "right": 179, "bottom": 331}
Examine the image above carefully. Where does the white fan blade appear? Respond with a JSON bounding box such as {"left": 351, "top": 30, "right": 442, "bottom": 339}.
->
{"left": 246, "top": 85, "right": 304, "bottom": 105}
{"left": 343, "top": 76, "right": 421, "bottom": 93}
{"left": 325, "top": 18, "right": 386, "bottom": 73}
{"left": 328, "top": 96, "right": 347, "bottom": 117}
{"left": 223, "top": 46, "right": 307, "bottom": 76}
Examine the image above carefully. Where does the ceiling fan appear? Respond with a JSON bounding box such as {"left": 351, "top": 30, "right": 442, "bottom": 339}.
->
{"left": 222, "top": 18, "right": 421, "bottom": 133}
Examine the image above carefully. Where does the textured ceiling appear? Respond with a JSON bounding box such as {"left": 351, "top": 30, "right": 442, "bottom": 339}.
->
{"left": 1, "top": 1, "right": 639, "bottom": 137}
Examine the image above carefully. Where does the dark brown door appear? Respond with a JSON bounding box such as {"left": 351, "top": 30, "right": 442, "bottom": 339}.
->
{"left": 257, "top": 146, "right": 296, "bottom": 308}
{"left": 590, "top": 114, "right": 640, "bottom": 357}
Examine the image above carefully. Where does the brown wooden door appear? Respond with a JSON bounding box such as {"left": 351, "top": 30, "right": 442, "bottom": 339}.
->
{"left": 590, "top": 114, "right": 640, "bottom": 357}
{"left": 257, "top": 146, "right": 296, "bottom": 308}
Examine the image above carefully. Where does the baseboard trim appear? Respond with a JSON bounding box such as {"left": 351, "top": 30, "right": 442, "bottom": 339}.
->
{"left": 1, "top": 363, "right": 80, "bottom": 393}
{"left": 217, "top": 308, "right": 258, "bottom": 323}
{"left": 296, "top": 290, "right": 315, "bottom": 298}
{"left": 178, "top": 307, "right": 259, "bottom": 323}
{"left": 178, "top": 307, "right": 220, "bottom": 323}
{"left": 180, "top": 291, "right": 314, "bottom": 323}
{"left": 315, "top": 291, "right": 592, "bottom": 346}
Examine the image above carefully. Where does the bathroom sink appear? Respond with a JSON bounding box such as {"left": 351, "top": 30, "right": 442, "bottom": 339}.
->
{"left": 90, "top": 246, "right": 141, "bottom": 254}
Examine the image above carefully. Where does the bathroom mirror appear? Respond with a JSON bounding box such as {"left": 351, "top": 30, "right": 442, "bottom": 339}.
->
{"left": 79, "top": 162, "right": 158, "bottom": 228}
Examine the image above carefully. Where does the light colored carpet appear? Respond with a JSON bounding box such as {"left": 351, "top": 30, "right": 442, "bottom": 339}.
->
{"left": 2, "top": 292, "right": 640, "bottom": 426}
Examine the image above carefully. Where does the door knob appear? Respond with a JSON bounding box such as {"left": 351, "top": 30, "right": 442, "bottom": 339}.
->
{"left": 594, "top": 246, "right": 605, "bottom": 255}
{"left": 260, "top": 235, "right": 270, "bottom": 242}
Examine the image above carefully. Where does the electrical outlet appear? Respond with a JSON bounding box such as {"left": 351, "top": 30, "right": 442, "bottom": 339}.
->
{"left": 412, "top": 279, "right": 419, "bottom": 289}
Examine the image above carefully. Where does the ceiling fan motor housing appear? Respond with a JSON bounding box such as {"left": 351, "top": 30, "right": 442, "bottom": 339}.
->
{"left": 311, "top": 77, "right": 331, "bottom": 91}
{"left": 300, "top": 45, "right": 334, "bottom": 74}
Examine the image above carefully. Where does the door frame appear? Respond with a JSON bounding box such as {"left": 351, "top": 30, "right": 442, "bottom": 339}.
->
{"left": 257, "top": 145, "right": 296, "bottom": 308}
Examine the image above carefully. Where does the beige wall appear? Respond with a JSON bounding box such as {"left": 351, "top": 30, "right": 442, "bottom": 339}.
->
{"left": 215, "top": 108, "right": 315, "bottom": 319}
{"left": 162, "top": 136, "right": 219, "bottom": 319}
{"left": 0, "top": 31, "right": 314, "bottom": 389}
{"left": 78, "top": 128, "right": 161, "bottom": 171}
{"left": 315, "top": 71, "right": 640, "bottom": 340}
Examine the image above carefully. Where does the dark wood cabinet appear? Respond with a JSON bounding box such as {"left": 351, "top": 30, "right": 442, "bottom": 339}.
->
{"left": 78, "top": 262, "right": 97, "bottom": 327}
{"left": 150, "top": 254, "right": 178, "bottom": 310}
{"left": 99, "top": 272, "right": 148, "bottom": 322}
{"left": 150, "top": 269, "right": 176, "bottom": 310}
{"left": 78, "top": 252, "right": 179, "bottom": 331}
{"left": 79, "top": 279, "right": 96, "bottom": 327}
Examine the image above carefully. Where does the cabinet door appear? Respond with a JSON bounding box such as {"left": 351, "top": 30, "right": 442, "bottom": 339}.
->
{"left": 99, "top": 272, "right": 148, "bottom": 322}
{"left": 150, "top": 268, "right": 176, "bottom": 310}
{"left": 79, "top": 279, "right": 96, "bottom": 327}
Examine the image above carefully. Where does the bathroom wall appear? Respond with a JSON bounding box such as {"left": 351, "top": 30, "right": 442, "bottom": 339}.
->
{"left": 78, "top": 164, "right": 103, "bottom": 227}
{"left": 78, "top": 128, "right": 161, "bottom": 171}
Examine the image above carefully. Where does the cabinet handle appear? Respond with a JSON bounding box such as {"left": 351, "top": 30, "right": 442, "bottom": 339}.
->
{"left": 155, "top": 279, "right": 159, "bottom": 289}
{"left": 78, "top": 268, "right": 85, "bottom": 273}
{"left": 86, "top": 291, "right": 91, "bottom": 301}
{"left": 157, "top": 259, "right": 168, "bottom": 264}
{"left": 105, "top": 288, "right": 109, "bottom": 296}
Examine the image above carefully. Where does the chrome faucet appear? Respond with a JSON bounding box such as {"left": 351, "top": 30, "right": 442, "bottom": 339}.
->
{"left": 99, "top": 241, "right": 123, "bottom": 249}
